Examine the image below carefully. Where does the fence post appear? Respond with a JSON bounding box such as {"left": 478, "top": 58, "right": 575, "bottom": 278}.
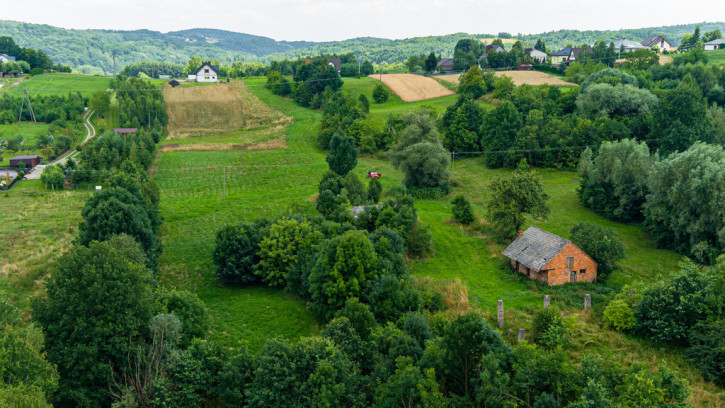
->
{"left": 497, "top": 300, "right": 504, "bottom": 328}
{"left": 543, "top": 295, "right": 550, "bottom": 309}
{"left": 584, "top": 294, "right": 591, "bottom": 310}
{"left": 518, "top": 328, "right": 526, "bottom": 341}
{"left": 629, "top": 289, "right": 636, "bottom": 295}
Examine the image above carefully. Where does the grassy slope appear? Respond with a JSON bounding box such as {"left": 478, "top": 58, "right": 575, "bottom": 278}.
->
{"left": 1, "top": 73, "right": 111, "bottom": 97}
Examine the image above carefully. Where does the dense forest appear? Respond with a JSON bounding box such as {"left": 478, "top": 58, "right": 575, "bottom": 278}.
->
{"left": 1, "top": 19, "right": 722, "bottom": 74}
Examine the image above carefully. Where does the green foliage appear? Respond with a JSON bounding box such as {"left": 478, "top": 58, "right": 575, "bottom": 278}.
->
{"left": 326, "top": 133, "right": 358, "bottom": 176}
{"left": 375, "top": 356, "right": 446, "bottom": 408}
{"left": 335, "top": 297, "right": 377, "bottom": 341}
{"left": 687, "top": 319, "right": 725, "bottom": 386}
{"left": 123, "top": 61, "right": 184, "bottom": 77}
{"left": 487, "top": 170, "right": 550, "bottom": 238}
{"left": 158, "top": 289, "right": 211, "bottom": 345}
{"left": 358, "top": 93, "right": 370, "bottom": 113}
{"left": 366, "top": 275, "right": 421, "bottom": 323}
{"left": 32, "top": 236, "right": 155, "bottom": 407}
{"left": 643, "top": 143, "right": 725, "bottom": 263}
{"left": 479, "top": 100, "right": 522, "bottom": 168}
{"left": 266, "top": 71, "right": 292, "bottom": 96}
{"left": 603, "top": 299, "right": 636, "bottom": 331}
{"left": 40, "top": 164, "right": 64, "bottom": 190}
{"left": 491, "top": 75, "right": 515, "bottom": 99}
{"left": 77, "top": 187, "right": 162, "bottom": 268}
{"left": 441, "top": 97, "right": 485, "bottom": 152}
{"left": 110, "top": 76, "right": 167, "bottom": 131}
{"left": 373, "top": 83, "right": 390, "bottom": 103}
{"left": 576, "top": 84, "right": 657, "bottom": 118}
{"left": 570, "top": 222, "right": 626, "bottom": 279}
{"left": 342, "top": 172, "right": 367, "bottom": 205}
{"left": 309, "top": 230, "right": 379, "bottom": 319}
{"left": 256, "top": 217, "right": 323, "bottom": 287}
{"left": 212, "top": 221, "right": 264, "bottom": 284}
{"left": 451, "top": 195, "right": 475, "bottom": 225}
{"left": 577, "top": 140, "right": 655, "bottom": 222}
{"left": 368, "top": 177, "right": 382, "bottom": 204}
{"left": 580, "top": 68, "right": 639, "bottom": 91}
{"left": 457, "top": 65, "right": 486, "bottom": 99}
{"left": 396, "top": 142, "right": 451, "bottom": 189}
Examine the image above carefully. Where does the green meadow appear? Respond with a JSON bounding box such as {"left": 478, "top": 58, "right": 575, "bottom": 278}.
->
{"left": 1, "top": 73, "right": 111, "bottom": 97}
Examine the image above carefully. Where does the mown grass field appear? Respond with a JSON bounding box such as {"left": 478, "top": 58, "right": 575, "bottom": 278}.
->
{"left": 1, "top": 73, "right": 111, "bottom": 97}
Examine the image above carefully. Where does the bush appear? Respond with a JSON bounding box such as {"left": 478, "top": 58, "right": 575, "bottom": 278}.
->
{"left": 451, "top": 195, "right": 475, "bottom": 224}
{"left": 367, "top": 177, "right": 382, "bottom": 203}
{"left": 687, "top": 319, "right": 725, "bottom": 386}
{"left": 40, "top": 164, "right": 64, "bottom": 189}
{"left": 406, "top": 223, "right": 432, "bottom": 258}
{"left": 603, "top": 299, "right": 635, "bottom": 331}
{"left": 255, "top": 217, "right": 323, "bottom": 287}
{"left": 212, "top": 221, "right": 264, "bottom": 284}
{"left": 373, "top": 83, "right": 389, "bottom": 103}
{"left": 569, "top": 222, "right": 625, "bottom": 280}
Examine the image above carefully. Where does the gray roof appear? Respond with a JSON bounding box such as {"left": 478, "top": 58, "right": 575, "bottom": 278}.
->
{"left": 613, "top": 39, "right": 648, "bottom": 51}
{"left": 502, "top": 226, "right": 570, "bottom": 271}
{"left": 193, "top": 62, "right": 219, "bottom": 75}
{"left": 641, "top": 35, "right": 670, "bottom": 47}
{"left": 549, "top": 46, "right": 572, "bottom": 57}
{"left": 0, "top": 53, "right": 16, "bottom": 62}
{"left": 705, "top": 39, "right": 725, "bottom": 45}
{"left": 10, "top": 155, "right": 40, "bottom": 160}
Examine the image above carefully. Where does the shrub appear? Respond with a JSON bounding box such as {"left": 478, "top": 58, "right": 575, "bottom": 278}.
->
{"left": 255, "top": 217, "right": 323, "bottom": 287}
{"left": 367, "top": 177, "right": 382, "bottom": 203}
{"left": 40, "top": 165, "right": 64, "bottom": 190}
{"left": 212, "top": 221, "right": 264, "bottom": 284}
{"left": 451, "top": 195, "right": 475, "bottom": 225}
{"left": 373, "top": 83, "right": 389, "bottom": 103}
{"left": 406, "top": 223, "right": 432, "bottom": 258}
{"left": 603, "top": 299, "right": 635, "bottom": 331}
{"left": 687, "top": 319, "right": 725, "bottom": 386}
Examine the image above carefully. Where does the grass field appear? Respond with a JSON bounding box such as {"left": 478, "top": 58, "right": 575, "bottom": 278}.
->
{"left": 0, "top": 73, "right": 111, "bottom": 97}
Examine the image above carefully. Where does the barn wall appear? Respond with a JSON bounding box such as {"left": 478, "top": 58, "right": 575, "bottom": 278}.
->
{"left": 542, "top": 243, "right": 597, "bottom": 286}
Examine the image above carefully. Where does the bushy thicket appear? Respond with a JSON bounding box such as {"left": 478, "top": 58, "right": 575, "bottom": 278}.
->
{"left": 266, "top": 58, "right": 343, "bottom": 108}
{"left": 110, "top": 75, "right": 168, "bottom": 131}
{"left": 0, "top": 92, "right": 85, "bottom": 124}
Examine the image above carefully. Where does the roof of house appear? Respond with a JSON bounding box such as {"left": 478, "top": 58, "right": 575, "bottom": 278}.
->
{"left": 0, "top": 53, "right": 16, "bottom": 62}
{"left": 550, "top": 46, "right": 572, "bottom": 57}
{"left": 641, "top": 35, "right": 671, "bottom": 47}
{"left": 502, "top": 226, "right": 571, "bottom": 271}
{"left": 113, "top": 128, "right": 138, "bottom": 134}
{"left": 10, "top": 155, "right": 40, "bottom": 160}
{"left": 193, "top": 62, "right": 220, "bottom": 75}
{"left": 327, "top": 57, "right": 341, "bottom": 72}
{"left": 569, "top": 47, "right": 591, "bottom": 59}
{"left": 704, "top": 39, "right": 725, "bottom": 45}
{"left": 486, "top": 44, "right": 505, "bottom": 53}
{"left": 437, "top": 58, "right": 453, "bottom": 67}
{"left": 614, "top": 39, "right": 648, "bottom": 50}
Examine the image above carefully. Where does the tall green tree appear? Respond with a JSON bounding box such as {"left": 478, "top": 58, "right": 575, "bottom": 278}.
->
{"left": 326, "top": 134, "right": 358, "bottom": 176}
{"left": 425, "top": 52, "right": 439, "bottom": 73}
{"left": 33, "top": 235, "right": 156, "bottom": 407}
{"left": 480, "top": 100, "right": 522, "bottom": 168}
{"left": 487, "top": 170, "right": 550, "bottom": 238}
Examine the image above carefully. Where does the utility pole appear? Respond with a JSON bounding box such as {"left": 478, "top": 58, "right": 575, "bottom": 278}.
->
{"left": 451, "top": 151, "right": 455, "bottom": 184}
{"left": 18, "top": 89, "right": 36, "bottom": 123}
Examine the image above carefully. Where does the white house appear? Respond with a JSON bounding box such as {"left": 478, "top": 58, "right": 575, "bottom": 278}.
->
{"left": 0, "top": 53, "right": 16, "bottom": 63}
{"left": 641, "top": 35, "right": 674, "bottom": 52}
{"left": 192, "top": 62, "right": 219, "bottom": 83}
{"left": 527, "top": 48, "right": 547, "bottom": 63}
{"left": 704, "top": 39, "right": 725, "bottom": 51}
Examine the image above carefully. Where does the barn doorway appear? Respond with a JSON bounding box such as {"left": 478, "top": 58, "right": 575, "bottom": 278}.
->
{"left": 570, "top": 271, "right": 577, "bottom": 282}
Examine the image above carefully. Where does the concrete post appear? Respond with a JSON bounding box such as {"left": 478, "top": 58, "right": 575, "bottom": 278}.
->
{"left": 518, "top": 328, "right": 525, "bottom": 341}
{"left": 497, "top": 300, "right": 504, "bottom": 328}
{"left": 543, "top": 295, "right": 550, "bottom": 308}
{"left": 584, "top": 294, "right": 591, "bottom": 310}
{"left": 629, "top": 289, "right": 636, "bottom": 295}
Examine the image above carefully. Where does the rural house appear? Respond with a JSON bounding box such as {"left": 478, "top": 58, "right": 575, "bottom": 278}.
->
{"left": 306, "top": 57, "right": 342, "bottom": 73}
{"left": 502, "top": 226, "right": 597, "bottom": 286}
{"left": 549, "top": 46, "right": 572, "bottom": 65}
{"left": 567, "top": 47, "right": 591, "bottom": 63}
{"left": 641, "top": 35, "right": 673, "bottom": 52}
{"left": 526, "top": 48, "right": 547, "bottom": 63}
{"left": 189, "top": 62, "right": 219, "bottom": 82}
{"left": 0, "top": 53, "right": 16, "bottom": 63}
{"left": 613, "top": 39, "right": 648, "bottom": 53}
{"left": 9, "top": 155, "right": 40, "bottom": 169}
{"left": 436, "top": 58, "right": 454, "bottom": 72}
{"left": 704, "top": 39, "right": 725, "bottom": 51}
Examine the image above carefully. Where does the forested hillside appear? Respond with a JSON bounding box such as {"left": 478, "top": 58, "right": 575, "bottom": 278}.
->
{"left": 1, "top": 19, "right": 723, "bottom": 74}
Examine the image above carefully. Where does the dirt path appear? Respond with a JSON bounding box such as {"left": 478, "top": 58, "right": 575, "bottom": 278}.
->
{"left": 25, "top": 110, "right": 95, "bottom": 180}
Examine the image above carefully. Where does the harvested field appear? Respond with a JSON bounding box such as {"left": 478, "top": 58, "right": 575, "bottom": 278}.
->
{"left": 164, "top": 82, "right": 291, "bottom": 137}
{"left": 369, "top": 73, "right": 454, "bottom": 102}
{"left": 480, "top": 38, "right": 518, "bottom": 44}
{"left": 435, "top": 71, "right": 577, "bottom": 87}
{"left": 659, "top": 55, "right": 674, "bottom": 65}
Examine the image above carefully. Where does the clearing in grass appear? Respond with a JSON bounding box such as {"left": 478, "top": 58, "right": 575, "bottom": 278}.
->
{"left": 436, "top": 71, "right": 578, "bottom": 87}
{"left": 369, "top": 73, "right": 454, "bottom": 102}
{"left": 163, "top": 82, "right": 291, "bottom": 138}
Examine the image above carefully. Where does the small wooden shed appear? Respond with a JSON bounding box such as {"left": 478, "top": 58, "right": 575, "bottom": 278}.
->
{"left": 9, "top": 155, "right": 40, "bottom": 169}
{"left": 113, "top": 128, "right": 138, "bottom": 137}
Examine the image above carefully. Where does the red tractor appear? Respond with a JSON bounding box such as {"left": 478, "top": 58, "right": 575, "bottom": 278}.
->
{"left": 367, "top": 171, "right": 381, "bottom": 179}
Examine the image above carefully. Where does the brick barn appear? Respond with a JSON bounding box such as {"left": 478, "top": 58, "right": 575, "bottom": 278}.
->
{"left": 502, "top": 226, "right": 597, "bottom": 286}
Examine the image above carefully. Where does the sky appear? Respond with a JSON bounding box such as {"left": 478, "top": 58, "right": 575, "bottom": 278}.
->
{"left": 2, "top": 0, "right": 723, "bottom": 42}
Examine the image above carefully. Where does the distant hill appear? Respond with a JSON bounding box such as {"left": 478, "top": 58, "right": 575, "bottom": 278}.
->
{"left": 0, "top": 20, "right": 723, "bottom": 74}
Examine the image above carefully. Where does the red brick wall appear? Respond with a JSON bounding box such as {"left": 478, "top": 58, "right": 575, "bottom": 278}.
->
{"left": 542, "top": 243, "right": 597, "bottom": 286}
{"left": 508, "top": 243, "right": 597, "bottom": 286}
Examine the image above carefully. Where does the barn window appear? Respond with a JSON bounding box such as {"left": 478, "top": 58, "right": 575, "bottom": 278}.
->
{"left": 580, "top": 269, "right": 586, "bottom": 274}
{"left": 566, "top": 257, "right": 574, "bottom": 269}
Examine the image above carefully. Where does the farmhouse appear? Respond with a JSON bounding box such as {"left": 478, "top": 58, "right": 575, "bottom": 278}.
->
{"left": 191, "top": 62, "right": 219, "bottom": 83}
{"left": 113, "top": 128, "right": 138, "bottom": 137}
{"left": 613, "top": 39, "right": 648, "bottom": 53}
{"left": 502, "top": 226, "right": 597, "bottom": 286}
{"left": 306, "top": 57, "right": 342, "bottom": 73}
{"left": 641, "top": 35, "right": 673, "bottom": 52}
{"left": 567, "top": 47, "right": 591, "bottom": 63}
{"left": 549, "top": 47, "right": 572, "bottom": 65}
{"left": 704, "top": 39, "right": 725, "bottom": 51}
{"left": 526, "top": 48, "right": 547, "bottom": 63}
{"left": 9, "top": 155, "right": 40, "bottom": 169}
{"left": 0, "top": 53, "right": 16, "bottom": 63}
{"left": 436, "top": 58, "right": 454, "bottom": 72}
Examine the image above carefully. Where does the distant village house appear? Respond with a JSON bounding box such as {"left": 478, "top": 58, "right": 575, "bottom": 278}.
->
{"left": 526, "top": 48, "right": 547, "bottom": 63}
{"left": 436, "top": 58, "right": 454, "bottom": 72}
{"left": 549, "top": 46, "right": 571, "bottom": 65}
{"left": 613, "top": 39, "right": 648, "bottom": 53}
{"left": 305, "top": 57, "right": 342, "bottom": 73}
{"left": 188, "top": 62, "right": 219, "bottom": 82}
{"left": 641, "top": 35, "right": 673, "bottom": 52}
{"left": 9, "top": 155, "right": 40, "bottom": 169}
{"left": 113, "top": 128, "right": 138, "bottom": 137}
{"left": 0, "top": 53, "right": 16, "bottom": 63}
{"left": 704, "top": 39, "right": 725, "bottom": 51}
{"left": 502, "top": 226, "right": 598, "bottom": 286}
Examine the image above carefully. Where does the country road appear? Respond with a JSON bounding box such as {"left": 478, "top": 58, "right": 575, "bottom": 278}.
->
{"left": 25, "top": 109, "right": 96, "bottom": 180}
